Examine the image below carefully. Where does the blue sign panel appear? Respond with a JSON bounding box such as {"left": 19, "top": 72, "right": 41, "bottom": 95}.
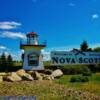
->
{"left": 51, "top": 50, "right": 100, "bottom": 65}
{"left": 0, "top": 96, "right": 36, "bottom": 100}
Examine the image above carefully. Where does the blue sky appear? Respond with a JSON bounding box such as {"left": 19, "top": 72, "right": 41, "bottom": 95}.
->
{"left": 0, "top": 0, "right": 100, "bottom": 60}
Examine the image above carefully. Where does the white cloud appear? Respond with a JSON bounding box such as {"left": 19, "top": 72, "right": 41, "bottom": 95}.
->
{"left": 41, "top": 49, "right": 50, "bottom": 61}
{"left": 0, "top": 46, "right": 7, "bottom": 50}
{"left": 0, "top": 31, "right": 26, "bottom": 39}
{"left": 68, "top": 3, "right": 76, "bottom": 7}
{"left": 92, "top": 14, "right": 99, "bottom": 19}
{"left": 0, "top": 21, "right": 21, "bottom": 30}
{"left": 21, "top": 50, "right": 24, "bottom": 53}
{"left": 11, "top": 50, "right": 25, "bottom": 61}
{"left": 5, "top": 51, "right": 10, "bottom": 56}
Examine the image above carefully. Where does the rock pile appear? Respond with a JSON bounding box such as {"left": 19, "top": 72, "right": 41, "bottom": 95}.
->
{"left": 51, "top": 69, "right": 63, "bottom": 78}
{"left": 1, "top": 69, "right": 63, "bottom": 82}
{"left": 17, "top": 69, "right": 34, "bottom": 81}
{"left": 6, "top": 72, "right": 22, "bottom": 82}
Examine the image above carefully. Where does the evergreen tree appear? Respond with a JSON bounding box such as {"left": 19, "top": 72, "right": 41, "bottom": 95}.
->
{"left": 6, "top": 54, "right": 13, "bottom": 71}
{"left": 80, "top": 41, "right": 88, "bottom": 51}
{"left": 7, "top": 54, "right": 13, "bottom": 67}
{"left": 0, "top": 53, "right": 7, "bottom": 71}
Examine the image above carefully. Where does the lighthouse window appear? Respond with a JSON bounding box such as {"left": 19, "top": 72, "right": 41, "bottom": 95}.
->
{"left": 29, "top": 60, "right": 38, "bottom": 66}
{"left": 28, "top": 54, "right": 39, "bottom": 66}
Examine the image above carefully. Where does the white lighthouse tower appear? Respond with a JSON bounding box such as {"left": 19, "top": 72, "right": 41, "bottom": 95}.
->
{"left": 20, "top": 32, "right": 46, "bottom": 70}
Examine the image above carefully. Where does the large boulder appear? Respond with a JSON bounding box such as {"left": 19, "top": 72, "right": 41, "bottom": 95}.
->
{"left": 17, "top": 69, "right": 33, "bottom": 81}
{"left": 0, "top": 72, "right": 11, "bottom": 76}
{"left": 0, "top": 73, "right": 7, "bottom": 76}
{"left": 27, "top": 71, "right": 34, "bottom": 76}
{"left": 16, "top": 69, "right": 26, "bottom": 76}
{"left": 7, "top": 72, "right": 22, "bottom": 82}
{"left": 51, "top": 69, "right": 63, "bottom": 78}
{"left": 43, "top": 75, "right": 54, "bottom": 80}
{"left": 44, "top": 69, "right": 53, "bottom": 75}
{"left": 21, "top": 73, "right": 34, "bottom": 81}
{"left": 33, "top": 72, "right": 42, "bottom": 80}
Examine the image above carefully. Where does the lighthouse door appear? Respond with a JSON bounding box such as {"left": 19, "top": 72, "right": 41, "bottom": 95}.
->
{"left": 28, "top": 54, "right": 39, "bottom": 66}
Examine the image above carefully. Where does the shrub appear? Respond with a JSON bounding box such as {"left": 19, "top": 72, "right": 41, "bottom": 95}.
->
{"left": 97, "top": 64, "right": 100, "bottom": 72}
{"left": 61, "top": 65, "right": 91, "bottom": 75}
{"left": 61, "top": 65, "right": 85, "bottom": 75}
{"left": 81, "top": 76, "right": 89, "bottom": 82}
{"left": 87, "top": 64, "right": 97, "bottom": 73}
{"left": 70, "top": 76, "right": 81, "bottom": 82}
{"left": 70, "top": 76, "right": 89, "bottom": 83}
{"left": 82, "top": 71, "right": 92, "bottom": 76}
{"left": 82, "top": 66, "right": 92, "bottom": 76}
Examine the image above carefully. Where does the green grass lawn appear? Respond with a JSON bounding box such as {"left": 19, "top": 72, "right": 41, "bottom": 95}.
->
{"left": 54, "top": 73, "right": 100, "bottom": 95}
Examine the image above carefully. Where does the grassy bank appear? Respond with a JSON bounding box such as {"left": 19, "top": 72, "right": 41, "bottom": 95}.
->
{"left": 0, "top": 73, "right": 100, "bottom": 100}
{"left": 55, "top": 73, "right": 100, "bottom": 95}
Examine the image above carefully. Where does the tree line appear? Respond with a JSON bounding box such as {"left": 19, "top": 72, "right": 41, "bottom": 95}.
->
{"left": 0, "top": 40, "right": 100, "bottom": 72}
{"left": 80, "top": 40, "right": 100, "bottom": 52}
{"left": 0, "top": 53, "right": 13, "bottom": 72}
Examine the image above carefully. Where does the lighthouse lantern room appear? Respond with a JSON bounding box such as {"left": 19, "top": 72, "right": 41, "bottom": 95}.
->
{"left": 20, "top": 32, "right": 46, "bottom": 70}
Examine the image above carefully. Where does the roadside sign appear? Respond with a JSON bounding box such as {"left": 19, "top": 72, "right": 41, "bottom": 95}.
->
{"left": 51, "top": 49, "right": 100, "bottom": 65}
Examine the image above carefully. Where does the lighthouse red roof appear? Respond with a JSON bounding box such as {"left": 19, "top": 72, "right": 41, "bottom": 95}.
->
{"left": 26, "top": 32, "right": 38, "bottom": 37}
